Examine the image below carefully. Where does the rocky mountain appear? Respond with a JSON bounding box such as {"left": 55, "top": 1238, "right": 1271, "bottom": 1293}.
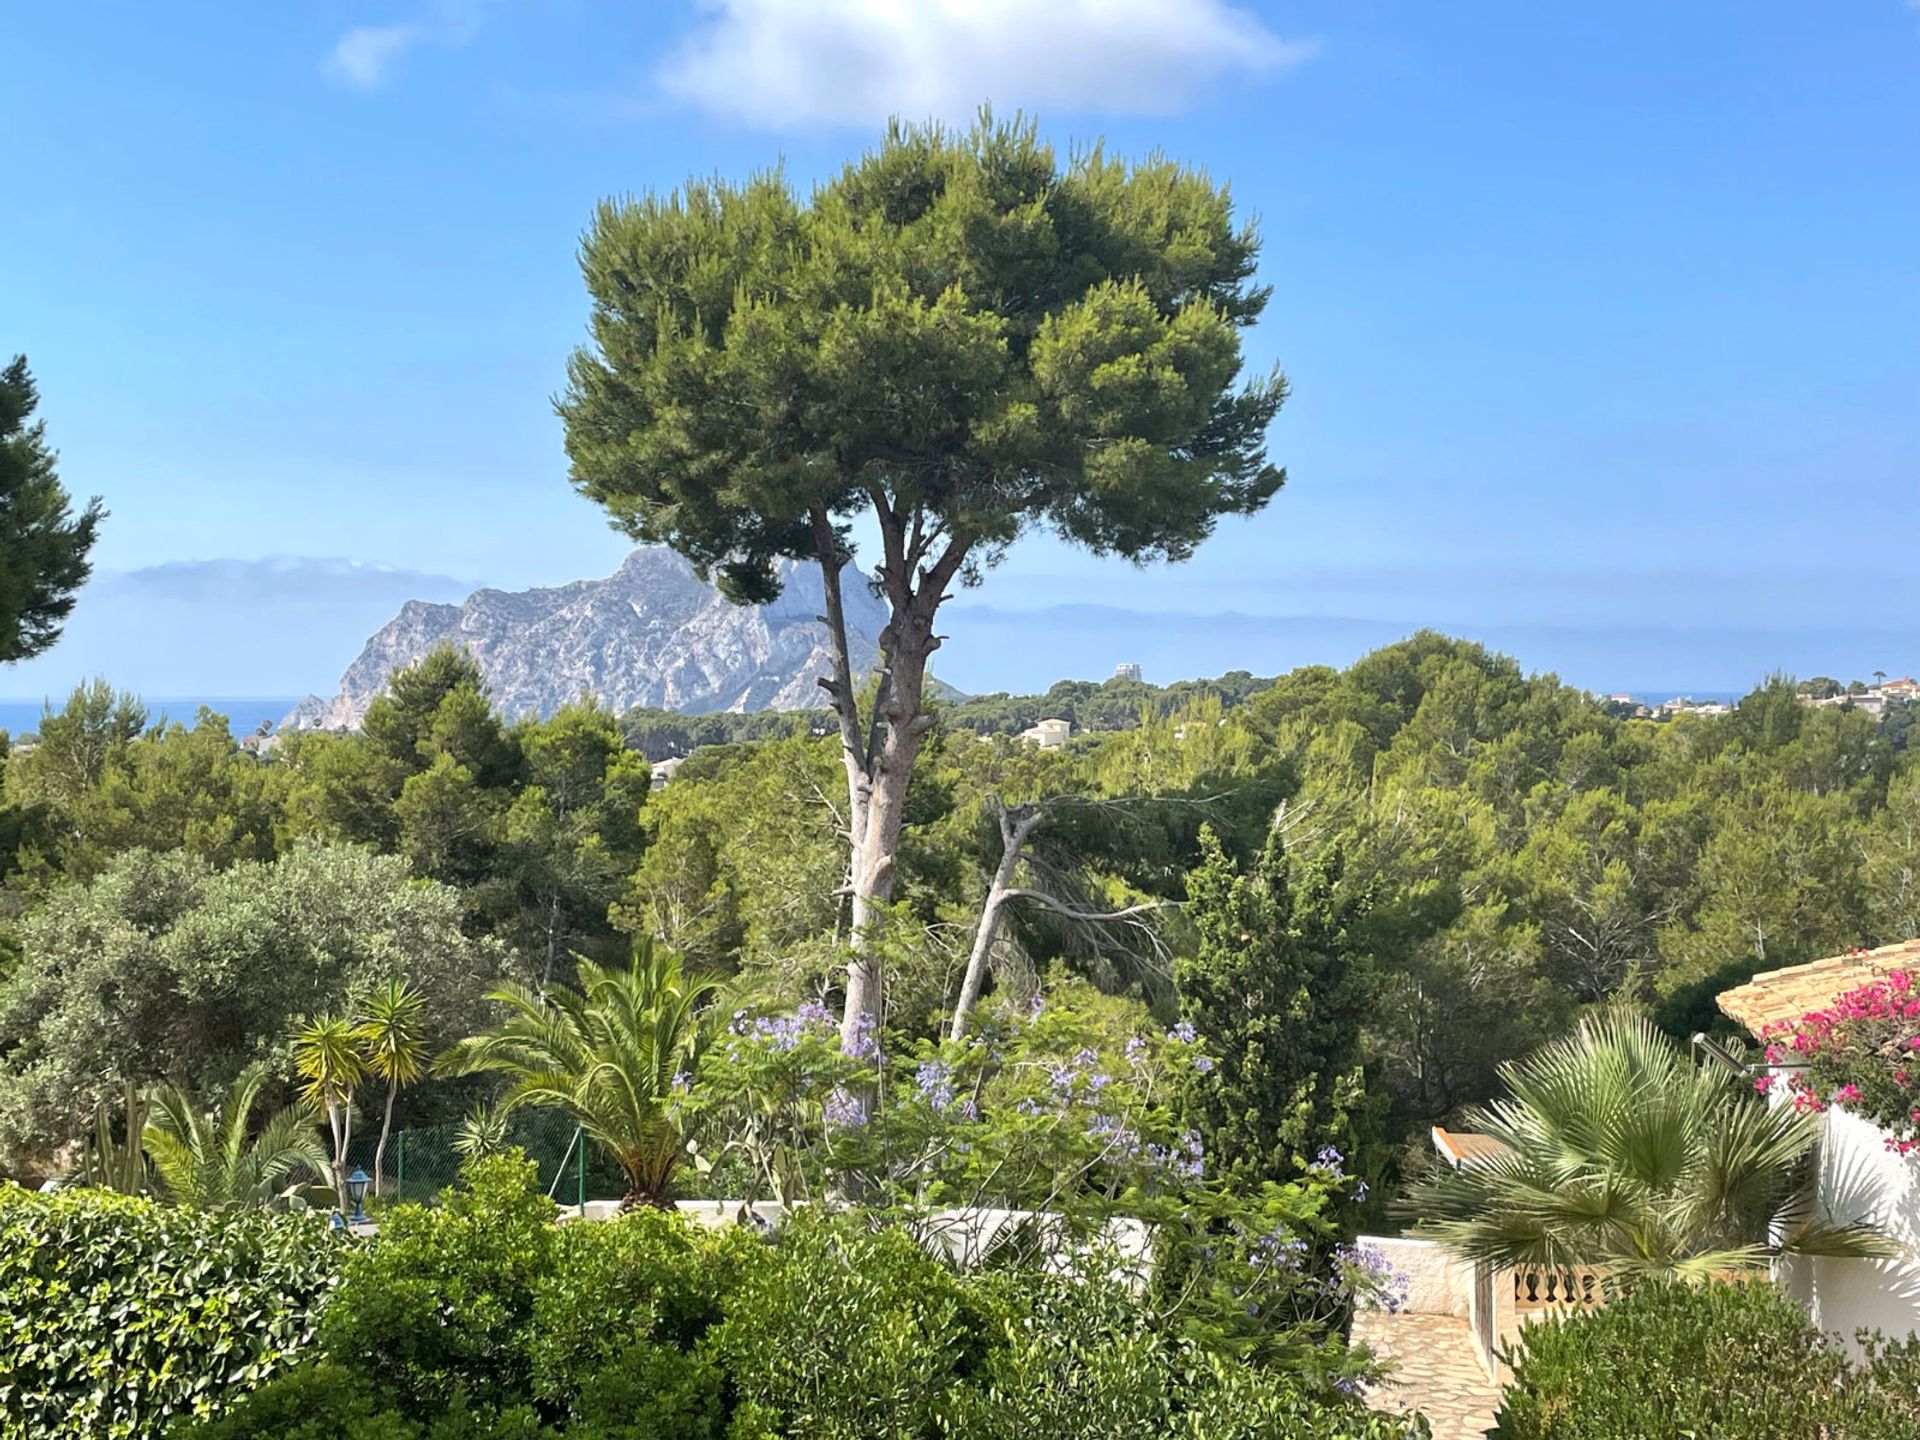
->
{"left": 280, "top": 547, "right": 889, "bottom": 731}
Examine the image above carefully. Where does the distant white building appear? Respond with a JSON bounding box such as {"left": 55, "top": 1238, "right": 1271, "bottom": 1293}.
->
{"left": 1018, "top": 718, "right": 1072, "bottom": 750}
{"left": 650, "top": 756, "right": 684, "bottom": 789}
{"left": 1112, "top": 662, "right": 1143, "bottom": 683}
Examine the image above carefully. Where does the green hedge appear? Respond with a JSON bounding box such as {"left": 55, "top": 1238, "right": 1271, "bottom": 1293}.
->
{"left": 0, "top": 1182, "right": 343, "bottom": 1439}
{"left": 1491, "top": 1278, "right": 1920, "bottom": 1440}
{"left": 183, "top": 1155, "right": 1425, "bottom": 1439}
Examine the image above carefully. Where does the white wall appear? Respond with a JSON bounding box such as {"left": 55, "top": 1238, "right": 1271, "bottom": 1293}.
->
{"left": 1774, "top": 1105, "right": 1920, "bottom": 1348}
{"left": 1356, "top": 1235, "right": 1473, "bottom": 1318}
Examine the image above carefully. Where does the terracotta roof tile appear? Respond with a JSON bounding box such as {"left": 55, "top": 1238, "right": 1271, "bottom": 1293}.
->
{"left": 1716, "top": 939, "right": 1920, "bottom": 1038}
{"left": 1430, "top": 1127, "right": 1513, "bottom": 1168}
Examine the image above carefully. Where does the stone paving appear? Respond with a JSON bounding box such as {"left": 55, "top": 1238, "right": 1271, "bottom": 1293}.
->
{"left": 1351, "top": 1311, "right": 1500, "bottom": 1440}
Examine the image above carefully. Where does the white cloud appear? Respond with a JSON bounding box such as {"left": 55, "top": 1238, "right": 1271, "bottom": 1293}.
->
{"left": 326, "top": 23, "right": 431, "bottom": 88}
{"left": 659, "top": 0, "right": 1314, "bottom": 129}
{"left": 323, "top": 0, "right": 488, "bottom": 89}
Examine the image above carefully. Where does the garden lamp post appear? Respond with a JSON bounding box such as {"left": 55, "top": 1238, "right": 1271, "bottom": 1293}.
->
{"left": 345, "top": 1167, "right": 371, "bottom": 1224}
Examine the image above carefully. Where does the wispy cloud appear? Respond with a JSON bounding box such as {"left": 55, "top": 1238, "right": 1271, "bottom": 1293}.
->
{"left": 323, "top": 0, "right": 488, "bottom": 89}
{"left": 659, "top": 0, "right": 1315, "bottom": 129}
{"left": 326, "top": 23, "right": 431, "bottom": 88}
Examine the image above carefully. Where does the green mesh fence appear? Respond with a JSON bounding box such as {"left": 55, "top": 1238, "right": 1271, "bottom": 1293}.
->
{"left": 344, "top": 1109, "right": 629, "bottom": 1210}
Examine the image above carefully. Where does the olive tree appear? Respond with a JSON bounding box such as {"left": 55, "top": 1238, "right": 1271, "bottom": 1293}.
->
{"left": 559, "top": 116, "right": 1287, "bottom": 1045}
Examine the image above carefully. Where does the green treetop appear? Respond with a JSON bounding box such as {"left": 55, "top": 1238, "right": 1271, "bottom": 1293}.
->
{"left": 559, "top": 114, "right": 1288, "bottom": 1044}
{"left": 0, "top": 357, "right": 103, "bottom": 664}
{"left": 1178, "top": 827, "right": 1373, "bottom": 1187}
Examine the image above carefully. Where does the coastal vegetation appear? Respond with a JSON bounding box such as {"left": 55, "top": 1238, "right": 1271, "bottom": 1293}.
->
{"left": 3, "top": 112, "right": 1918, "bottom": 1439}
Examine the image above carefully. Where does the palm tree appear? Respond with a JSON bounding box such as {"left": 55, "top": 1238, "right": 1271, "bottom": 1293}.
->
{"left": 295, "top": 1014, "right": 366, "bottom": 1211}
{"left": 142, "top": 1063, "right": 327, "bottom": 1211}
{"left": 356, "top": 979, "right": 427, "bottom": 1198}
{"left": 443, "top": 938, "right": 730, "bottom": 1206}
{"left": 1402, "top": 1010, "right": 1893, "bottom": 1280}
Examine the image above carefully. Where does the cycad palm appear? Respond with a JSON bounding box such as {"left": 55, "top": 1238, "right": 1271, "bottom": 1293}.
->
{"left": 142, "top": 1063, "right": 327, "bottom": 1211}
{"left": 1403, "top": 1010, "right": 1892, "bottom": 1279}
{"left": 445, "top": 939, "right": 728, "bottom": 1206}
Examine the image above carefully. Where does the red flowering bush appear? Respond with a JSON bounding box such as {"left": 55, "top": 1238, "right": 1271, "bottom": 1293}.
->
{"left": 1763, "top": 956, "right": 1920, "bottom": 1155}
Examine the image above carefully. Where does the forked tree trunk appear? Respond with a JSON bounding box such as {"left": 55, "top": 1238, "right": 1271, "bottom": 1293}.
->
{"left": 810, "top": 502, "right": 967, "bottom": 1052}
{"left": 327, "top": 1097, "right": 352, "bottom": 1212}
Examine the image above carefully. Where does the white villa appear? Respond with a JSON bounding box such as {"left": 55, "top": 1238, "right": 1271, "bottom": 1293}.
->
{"left": 1718, "top": 942, "right": 1920, "bottom": 1347}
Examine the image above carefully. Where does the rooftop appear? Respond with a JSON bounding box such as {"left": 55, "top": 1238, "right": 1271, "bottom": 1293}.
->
{"left": 1715, "top": 939, "right": 1920, "bottom": 1038}
{"left": 1430, "top": 1127, "right": 1513, "bottom": 1168}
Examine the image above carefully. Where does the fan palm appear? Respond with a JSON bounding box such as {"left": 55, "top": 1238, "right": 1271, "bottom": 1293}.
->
{"left": 1402, "top": 1010, "right": 1893, "bottom": 1280}
{"left": 356, "top": 978, "right": 428, "bottom": 1198}
{"left": 443, "top": 938, "right": 730, "bottom": 1206}
{"left": 142, "top": 1063, "right": 327, "bottom": 1211}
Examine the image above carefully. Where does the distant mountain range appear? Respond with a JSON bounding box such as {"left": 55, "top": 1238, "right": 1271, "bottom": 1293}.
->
{"left": 281, "top": 548, "right": 889, "bottom": 731}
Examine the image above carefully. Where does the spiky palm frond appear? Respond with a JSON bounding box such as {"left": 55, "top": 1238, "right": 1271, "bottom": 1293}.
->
{"left": 142, "top": 1063, "right": 327, "bottom": 1211}
{"left": 357, "top": 979, "right": 428, "bottom": 1086}
{"left": 356, "top": 978, "right": 429, "bottom": 1196}
{"left": 294, "top": 1016, "right": 366, "bottom": 1104}
{"left": 443, "top": 937, "right": 731, "bottom": 1204}
{"left": 1403, "top": 1010, "right": 1895, "bottom": 1277}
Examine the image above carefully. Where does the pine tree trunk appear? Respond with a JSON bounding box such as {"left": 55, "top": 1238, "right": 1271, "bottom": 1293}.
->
{"left": 810, "top": 502, "right": 967, "bottom": 1052}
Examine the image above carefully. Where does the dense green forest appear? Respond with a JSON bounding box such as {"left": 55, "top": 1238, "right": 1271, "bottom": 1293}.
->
{"left": 3, "top": 632, "right": 1915, "bottom": 1187}
{"left": 616, "top": 668, "right": 1275, "bottom": 758}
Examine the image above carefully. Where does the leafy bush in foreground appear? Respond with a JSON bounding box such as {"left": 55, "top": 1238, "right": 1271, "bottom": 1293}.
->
{"left": 0, "top": 1181, "right": 342, "bottom": 1440}
{"left": 1491, "top": 1278, "right": 1920, "bottom": 1440}
{"left": 183, "top": 1154, "right": 1423, "bottom": 1438}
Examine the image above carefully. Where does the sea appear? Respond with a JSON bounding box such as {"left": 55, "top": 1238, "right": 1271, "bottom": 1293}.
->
{"left": 0, "top": 697, "right": 302, "bottom": 739}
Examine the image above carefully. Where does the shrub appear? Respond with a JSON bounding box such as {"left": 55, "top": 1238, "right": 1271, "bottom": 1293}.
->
{"left": 0, "top": 1181, "right": 342, "bottom": 1440}
{"left": 526, "top": 1206, "right": 737, "bottom": 1417}
{"left": 1490, "top": 1279, "right": 1877, "bottom": 1440}
{"left": 702, "top": 1218, "right": 983, "bottom": 1439}
{"left": 184, "top": 1155, "right": 1423, "bottom": 1439}
{"left": 316, "top": 1152, "right": 559, "bottom": 1414}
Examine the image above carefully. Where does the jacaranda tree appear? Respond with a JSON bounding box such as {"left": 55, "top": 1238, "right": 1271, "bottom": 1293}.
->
{"left": 559, "top": 114, "right": 1288, "bottom": 1047}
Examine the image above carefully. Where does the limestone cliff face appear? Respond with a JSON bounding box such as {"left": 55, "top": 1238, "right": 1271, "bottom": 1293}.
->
{"left": 280, "top": 547, "right": 887, "bottom": 730}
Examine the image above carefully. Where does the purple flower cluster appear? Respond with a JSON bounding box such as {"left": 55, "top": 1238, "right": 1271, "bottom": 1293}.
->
{"left": 1339, "top": 1241, "right": 1411, "bottom": 1315}
{"left": 841, "top": 1009, "right": 878, "bottom": 1060}
{"left": 1165, "top": 1021, "right": 1217, "bottom": 1075}
{"left": 1147, "top": 1128, "right": 1205, "bottom": 1181}
{"left": 1085, "top": 1114, "right": 1142, "bottom": 1157}
{"left": 1248, "top": 1226, "right": 1309, "bottom": 1273}
{"left": 1313, "top": 1144, "right": 1346, "bottom": 1177}
{"left": 824, "top": 1087, "right": 867, "bottom": 1131}
{"left": 734, "top": 1000, "right": 838, "bottom": 1053}
{"left": 914, "top": 1059, "right": 956, "bottom": 1111}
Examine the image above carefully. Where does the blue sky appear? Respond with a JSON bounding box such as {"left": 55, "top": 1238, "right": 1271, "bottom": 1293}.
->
{"left": 4, "top": 1, "right": 1917, "bottom": 701}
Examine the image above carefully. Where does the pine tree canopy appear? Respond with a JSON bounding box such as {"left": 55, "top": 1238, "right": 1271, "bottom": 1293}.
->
{"left": 558, "top": 112, "right": 1287, "bottom": 606}
{"left": 0, "top": 356, "right": 103, "bottom": 665}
